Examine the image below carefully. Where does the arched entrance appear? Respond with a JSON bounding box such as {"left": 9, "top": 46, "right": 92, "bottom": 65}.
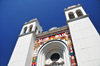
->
{"left": 36, "top": 40, "right": 71, "bottom": 66}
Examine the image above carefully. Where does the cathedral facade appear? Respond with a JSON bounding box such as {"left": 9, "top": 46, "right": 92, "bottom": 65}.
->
{"left": 8, "top": 4, "right": 100, "bottom": 66}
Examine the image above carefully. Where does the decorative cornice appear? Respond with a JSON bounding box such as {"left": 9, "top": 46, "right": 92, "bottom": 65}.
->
{"left": 23, "top": 18, "right": 38, "bottom": 25}
{"left": 64, "top": 4, "right": 82, "bottom": 12}
{"left": 67, "top": 15, "right": 89, "bottom": 23}
{"left": 36, "top": 26, "right": 69, "bottom": 40}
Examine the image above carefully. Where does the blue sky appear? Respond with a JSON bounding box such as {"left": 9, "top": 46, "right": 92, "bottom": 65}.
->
{"left": 0, "top": 0, "right": 100, "bottom": 66}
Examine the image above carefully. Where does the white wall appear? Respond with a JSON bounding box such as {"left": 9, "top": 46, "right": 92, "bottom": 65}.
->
{"left": 68, "top": 17, "right": 100, "bottom": 66}
{"left": 8, "top": 33, "right": 35, "bottom": 66}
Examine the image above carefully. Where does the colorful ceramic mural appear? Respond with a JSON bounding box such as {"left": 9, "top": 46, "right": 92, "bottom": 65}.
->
{"left": 32, "top": 32, "right": 76, "bottom": 66}
{"left": 32, "top": 57, "right": 37, "bottom": 66}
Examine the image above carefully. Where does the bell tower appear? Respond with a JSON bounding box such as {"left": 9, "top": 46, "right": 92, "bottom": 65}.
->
{"left": 8, "top": 18, "right": 42, "bottom": 66}
{"left": 65, "top": 4, "right": 100, "bottom": 66}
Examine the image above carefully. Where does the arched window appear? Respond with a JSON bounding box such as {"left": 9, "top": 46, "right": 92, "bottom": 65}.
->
{"left": 76, "top": 9, "right": 83, "bottom": 17}
{"left": 29, "top": 25, "right": 33, "bottom": 32}
{"left": 38, "top": 31, "right": 40, "bottom": 34}
{"left": 23, "top": 27, "right": 27, "bottom": 34}
{"left": 37, "top": 40, "right": 71, "bottom": 66}
{"left": 35, "top": 27, "right": 37, "bottom": 33}
{"left": 68, "top": 12, "right": 75, "bottom": 19}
